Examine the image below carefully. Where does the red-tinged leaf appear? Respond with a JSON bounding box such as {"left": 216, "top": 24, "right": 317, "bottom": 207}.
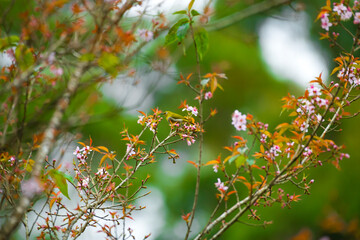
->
{"left": 243, "top": 182, "right": 252, "bottom": 191}
{"left": 203, "top": 73, "right": 213, "bottom": 78}
{"left": 123, "top": 162, "right": 133, "bottom": 171}
{"left": 237, "top": 176, "right": 247, "bottom": 181}
{"left": 226, "top": 190, "right": 237, "bottom": 196}
{"left": 251, "top": 165, "right": 261, "bottom": 169}
{"left": 231, "top": 136, "right": 242, "bottom": 142}
{"left": 178, "top": 100, "right": 188, "bottom": 109}
{"left": 316, "top": 9, "right": 330, "bottom": 21}
{"left": 291, "top": 131, "right": 303, "bottom": 141}
{"left": 126, "top": 215, "right": 134, "bottom": 220}
{"left": 97, "top": 146, "right": 109, "bottom": 152}
{"left": 253, "top": 152, "right": 263, "bottom": 158}
{"left": 320, "top": 32, "right": 330, "bottom": 40}
{"left": 168, "top": 149, "right": 177, "bottom": 155}
{"left": 137, "top": 110, "right": 146, "bottom": 116}
{"left": 259, "top": 174, "right": 265, "bottom": 182}
{"left": 78, "top": 141, "right": 86, "bottom": 147}
{"left": 49, "top": 197, "right": 56, "bottom": 210}
{"left": 182, "top": 212, "right": 191, "bottom": 222}
{"left": 224, "top": 146, "right": 233, "bottom": 152}
{"left": 187, "top": 161, "right": 198, "bottom": 168}
{"left": 89, "top": 137, "right": 92, "bottom": 146}
{"left": 210, "top": 108, "right": 218, "bottom": 116}
{"left": 282, "top": 104, "right": 295, "bottom": 110}
{"left": 186, "top": 73, "right": 193, "bottom": 80}
{"left": 205, "top": 160, "right": 220, "bottom": 166}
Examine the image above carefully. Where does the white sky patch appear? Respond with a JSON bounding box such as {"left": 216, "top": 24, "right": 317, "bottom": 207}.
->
{"left": 0, "top": 50, "right": 13, "bottom": 67}
{"left": 258, "top": 11, "right": 329, "bottom": 87}
{"left": 101, "top": 68, "right": 175, "bottom": 114}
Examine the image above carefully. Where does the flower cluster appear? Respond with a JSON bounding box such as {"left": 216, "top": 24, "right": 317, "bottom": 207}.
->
{"left": 73, "top": 145, "right": 92, "bottom": 164}
{"left": 137, "top": 110, "right": 163, "bottom": 133}
{"left": 126, "top": 143, "right": 136, "bottom": 159}
{"left": 231, "top": 110, "right": 247, "bottom": 131}
{"left": 269, "top": 145, "right": 282, "bottom": 159}
{"left": 320, "top": 2, "right": 360, "bottom": 32}
{"left": 77, "top": 177, "right": 89, "bottom": 189}
{"left": 95, "top": 167, "right": 109, "bottom": 179}
{"left": 215, "top": 178, "right": 228, "bottom": 193}
{"left": 321, "top": 13, "right": 332, "bottom": 31}
{"left": 204, "top": 91, "right": 213, "bottom": 100}
{"left": 333, "top": 3, "right": 352, "bottom": 20}
{"left": 337, "top": 66, "right": 360, "bottom": 86}
{"left": 182, "top": 105, "right": 198, "bottom": 116}
{"left": 295, "top": 84, "right": 329, "bottom": 132}
{"left": 181, "top": 134, "right": 196, "bottom": 146}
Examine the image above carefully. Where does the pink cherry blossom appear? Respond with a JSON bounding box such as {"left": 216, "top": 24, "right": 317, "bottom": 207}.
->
{"left": 215, "top": 178, "right": 228, "bottom": 192}
{"left": 231, "top": 110, "right": 247, "bottom": 131}
{"left": 333, "top": 3, "right": 352, "bottom": 21}
{"left": 138, "top": 29, "right": 154, "bottom": 42}
{"left": 321, "top": 13, "right": 332, "bottom": 31}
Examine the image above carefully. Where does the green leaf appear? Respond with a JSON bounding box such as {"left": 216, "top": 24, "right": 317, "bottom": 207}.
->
{"left": 191, "top": 9, "right": 200, "bottom": 17}
{"left": 165, "top": 18, "right": 189, "bottom": 45}
{"left": 188, "top": 0, "right": 195, "bottom": 11}
{"left": 173, "top": 10, "right": 187, "bottom": 15}
{"left": 228, "top": 154, "right": 240, "bottom": 164}
{"left": 0, "top": 36, "right": 19, "bottom": 51}
{"left": 80, "top": 53, "right": 95, "bottom": 62}
{"left": 15, "top": 45, "right": 35, "bottom": 70}
{"left": 98, "top": 52, "right": 120, "bottom": 78}
{"left": 48, "top": 169, "right": 72, "bottom": 199}
{"left": 235, "top": 155, "right": 247, "bottom": 168}
{"left": 194, "top": 28, "right": 209, "bottom": 61}
{"left": 176, "top": 22, "right": 190, "bottom": 42}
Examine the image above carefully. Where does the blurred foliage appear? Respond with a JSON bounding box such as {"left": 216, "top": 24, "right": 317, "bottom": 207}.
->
{"left": 80, "top": 0, "right": 360, "bottom": 239}
{"left": 2, "top": 0, "right": 359, "bottom": 239}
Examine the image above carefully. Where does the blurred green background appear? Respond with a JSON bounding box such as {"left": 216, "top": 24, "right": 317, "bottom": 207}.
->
{"left": 2, "top": 0, "right": 360, "bottom": 239}
{"left": 86, "top": 1, "right": 360, "bottom": 239}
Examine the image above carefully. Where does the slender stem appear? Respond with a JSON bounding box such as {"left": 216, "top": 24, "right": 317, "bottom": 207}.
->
{"left": 184, "top": 12, "right": 204, "bottom": 240}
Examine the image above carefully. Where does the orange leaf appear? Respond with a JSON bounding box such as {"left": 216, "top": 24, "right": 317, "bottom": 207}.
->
{"left": 205, "top": 160, "right": 220, "bottom": 166}
{"left": 72, "top": 3, "right": 83, "bottom": 14}
{"left": 97, "top": 146, "right": 109, "bottom": 153}
{"left": 99, "top": 155, "right": 108, "bottom": 166}
{"left": 203, "top": 73, "right": 213, "bottom": 78}
{"left": 186, "top": 73, "right": 193, "bottom": 80}
{"left": 187, "top": 161, "right": 198, "bottom": 168}
{"left": 237, "top": 176, "right": 247, "bottom": 181}
{"left": 226, "top": 190, "right": 237, "bottom": 196}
